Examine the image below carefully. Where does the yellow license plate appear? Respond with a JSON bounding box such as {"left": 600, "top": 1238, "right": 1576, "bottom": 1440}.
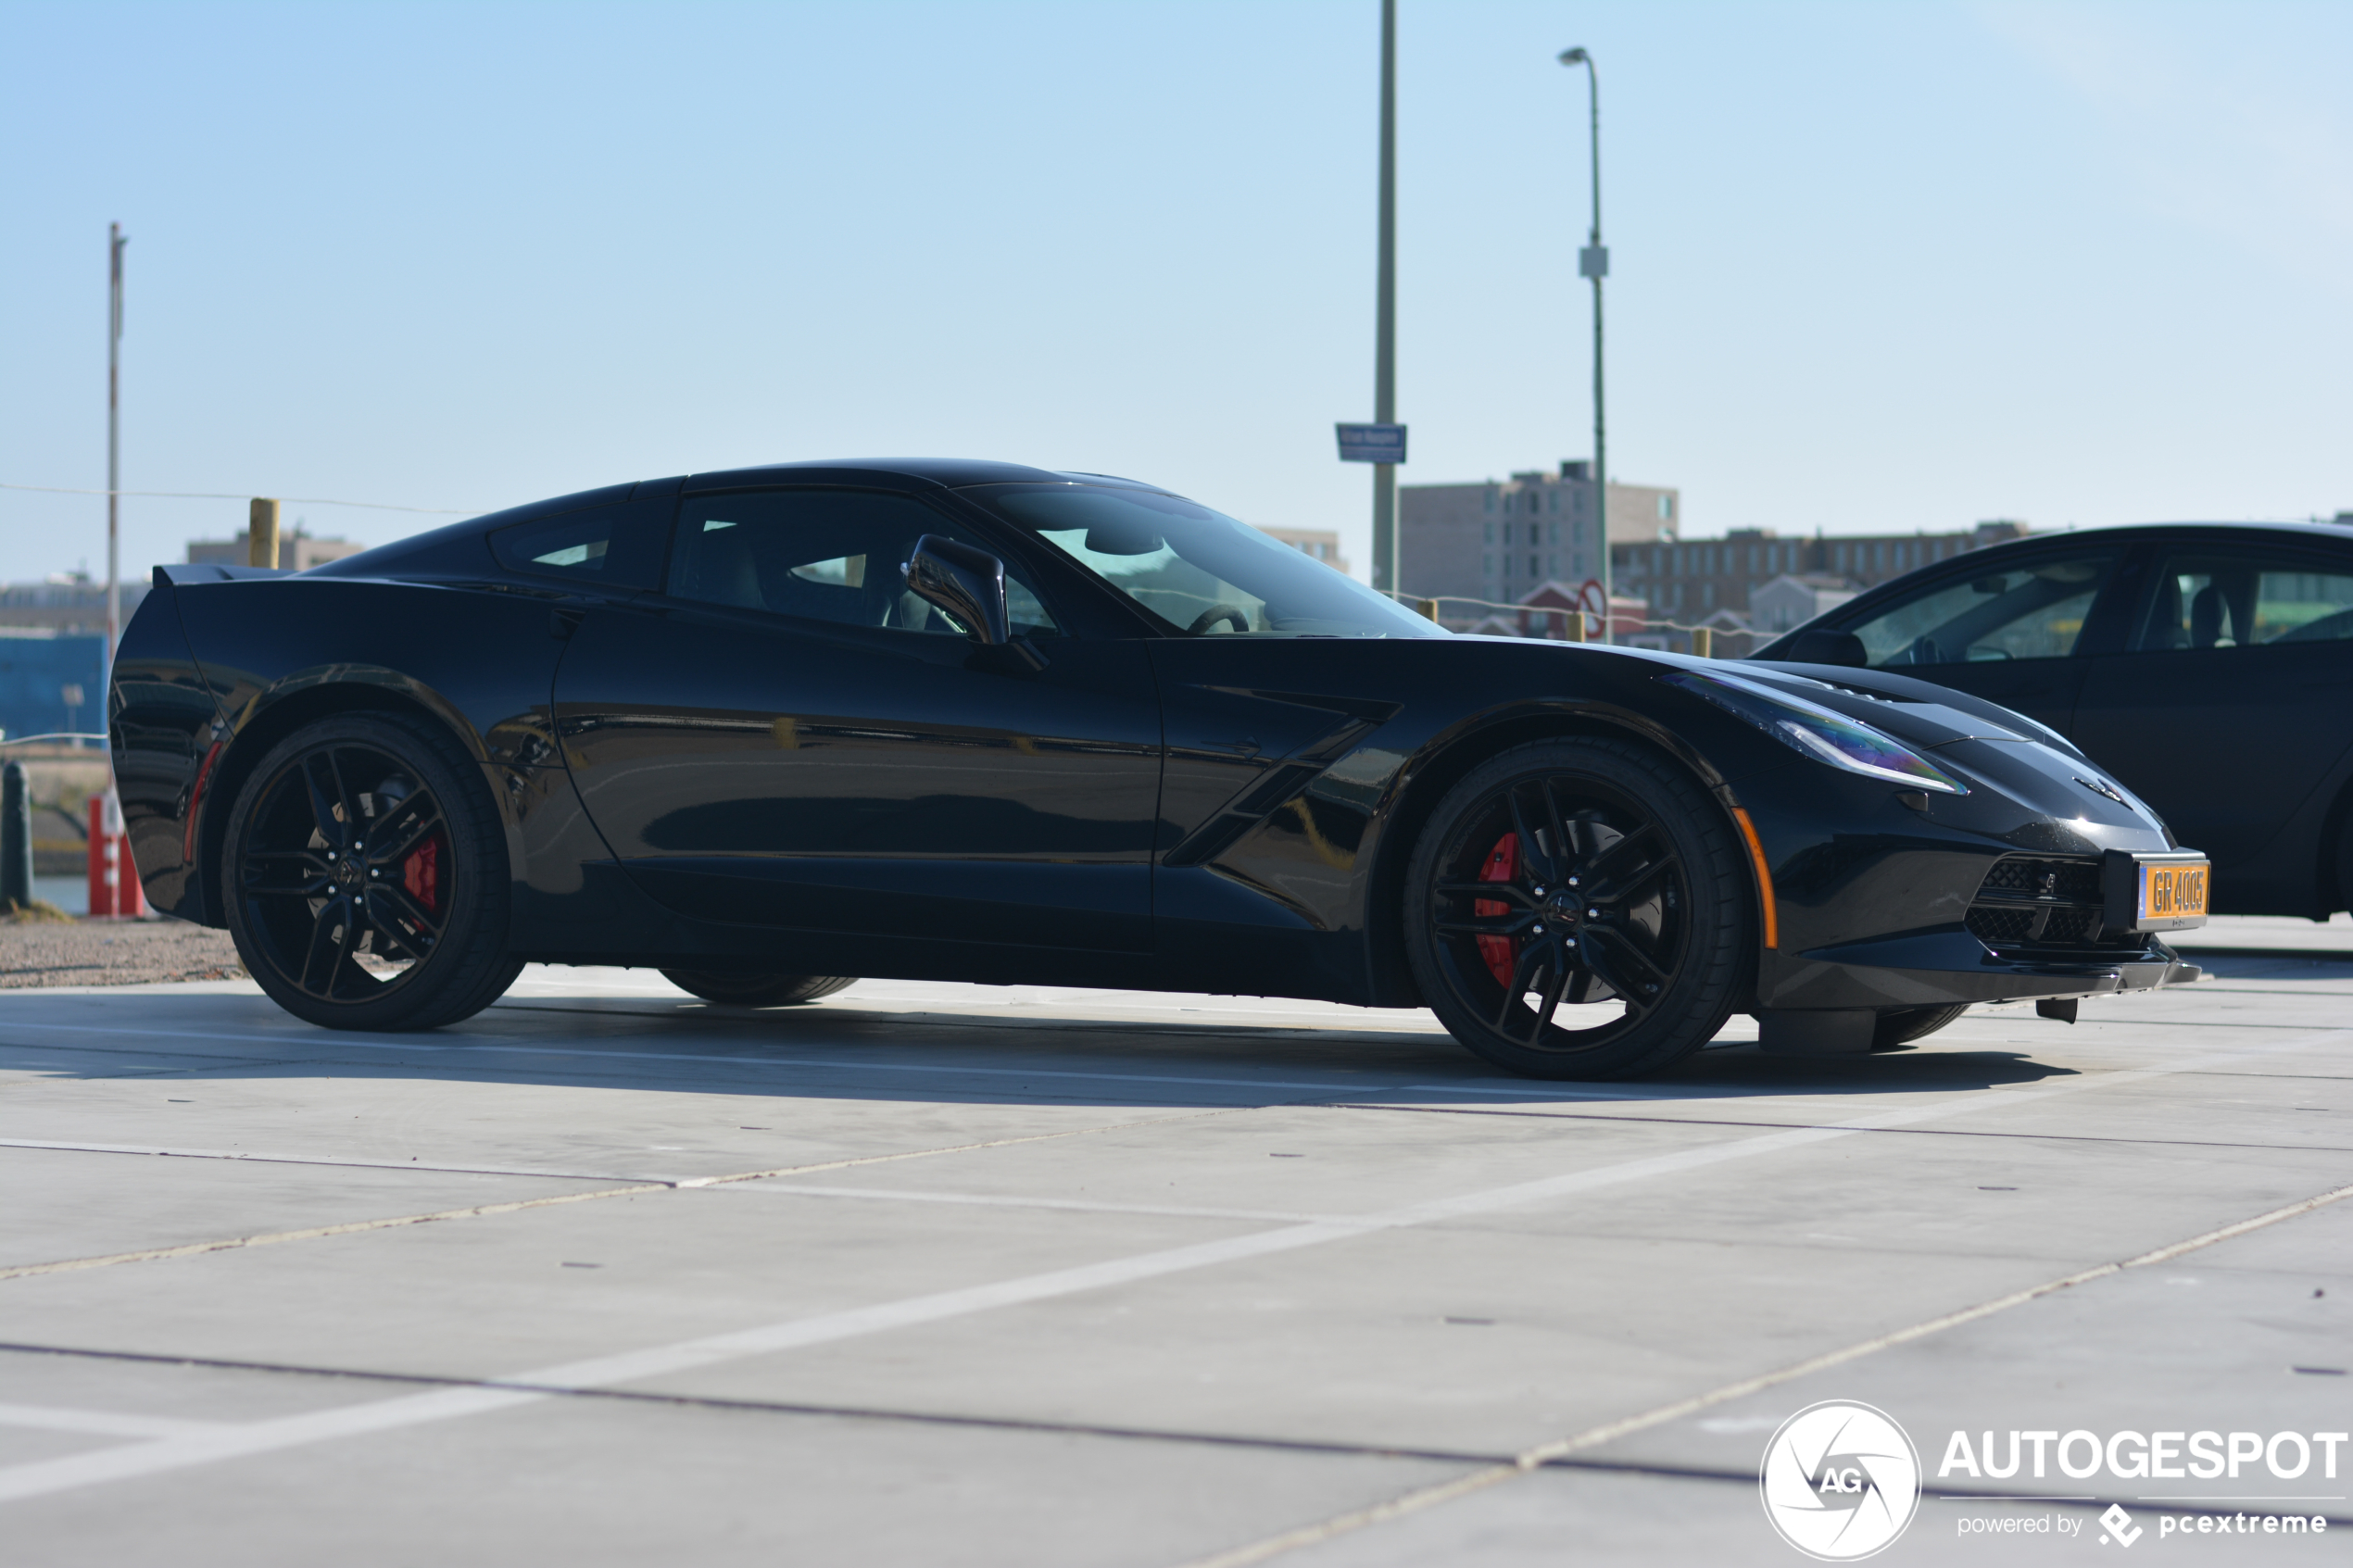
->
{"left": 2142, "top": 861, "right": 2209, "bottom": 923}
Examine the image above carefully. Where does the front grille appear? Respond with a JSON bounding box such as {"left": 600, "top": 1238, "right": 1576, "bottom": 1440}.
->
{"left": 1966, "top": 906, "right": 2037, "bottom": 945}
{"left": 1978, "top": 856, "right": 2104, "bottom": 902}
{"left": 1967, "top": 854, "right": 2135, "bottom": 954}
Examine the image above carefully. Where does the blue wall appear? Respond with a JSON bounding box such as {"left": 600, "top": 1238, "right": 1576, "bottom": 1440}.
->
{"left": 0, "top": 634, "right": 107, "bottom": 744}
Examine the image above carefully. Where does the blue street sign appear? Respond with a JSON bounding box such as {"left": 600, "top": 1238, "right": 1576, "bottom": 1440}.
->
{"left": 1335, "top": 422, "right": 1408, "bottom": 464}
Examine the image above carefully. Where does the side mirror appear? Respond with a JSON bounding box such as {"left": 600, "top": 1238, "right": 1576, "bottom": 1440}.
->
{"left": 906, "top": 535, "right": 1011, "bottom": 645}
{"left": 905, "top": 535, "right": 1048, "bottom": 672}
{"left": 1781, "top": 628, "right": 1869, "bottom": 668}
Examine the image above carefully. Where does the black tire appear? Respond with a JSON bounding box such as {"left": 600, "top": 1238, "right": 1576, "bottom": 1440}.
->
{"left": 660, "top": 971, "right": 857, "bottom": 1007}
{"left": 221, "top": 711, "right": 521, "bottom": 1031}
{"left": 1871, "top": 1003, "right": 1969, "bottom": 1050}
{"left": 1403, "top": 736, "right": 1752, "bottom": 1080}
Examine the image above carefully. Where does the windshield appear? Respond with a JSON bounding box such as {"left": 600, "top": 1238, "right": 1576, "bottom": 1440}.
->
{"left": 965, "top": 483, "right": 1443, "bottom": 638}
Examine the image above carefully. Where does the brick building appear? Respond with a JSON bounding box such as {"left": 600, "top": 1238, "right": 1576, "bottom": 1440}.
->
{"left": 1612, "top": 521, "right": 2029, "bottom": 651}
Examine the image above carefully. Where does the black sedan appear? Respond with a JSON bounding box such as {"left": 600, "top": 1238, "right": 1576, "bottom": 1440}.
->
{"left": 110, "top": 459, "right": 2207, "bottom": 1079}
{"left": 1753, "top": 520, "right": 2353, "bottom": 921}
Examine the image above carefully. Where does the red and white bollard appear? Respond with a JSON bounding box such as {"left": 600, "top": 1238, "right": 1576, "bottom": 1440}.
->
{"left": 88, "top": 788, "right": 145, "bottom": 920}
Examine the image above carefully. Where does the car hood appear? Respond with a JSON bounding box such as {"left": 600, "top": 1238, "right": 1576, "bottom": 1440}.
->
{"left": 1735, "top": 659, "right": 2086, "bottom": 758}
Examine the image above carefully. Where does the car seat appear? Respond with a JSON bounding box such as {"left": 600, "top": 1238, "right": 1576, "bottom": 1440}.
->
{"left": 2147, "top": 574, "right": 2187, "bottom": 650}
{"left": 2190, "top": 583, "right": 2226, "bottom": 648}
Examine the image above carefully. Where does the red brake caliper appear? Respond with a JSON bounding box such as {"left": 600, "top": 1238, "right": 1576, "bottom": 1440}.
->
{"left": 1474, "top": 833, "right": 1518, "bottom": 987}
{"left": 401, "top": 834, "right": 444, "bottom": 914}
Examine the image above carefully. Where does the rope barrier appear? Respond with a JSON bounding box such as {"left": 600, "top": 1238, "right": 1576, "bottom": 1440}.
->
{"left": 0, "top": 483, "right": 476, "bottom": 516}
{"left": 1378, "top": 588, "right": 1763, "bottom": 637}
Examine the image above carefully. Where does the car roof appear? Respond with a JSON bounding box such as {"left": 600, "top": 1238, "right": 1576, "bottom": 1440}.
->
{"left": 304, "top": 461, "right": 1183, "bottom": 582}
{"left": 681, "top": 458, "right": 1078, "bottom": 493}
{"left": 1744, "top": 517, "right": 2353, "bottom": 658}
{"left": 1963, "top": 519, "right": 2353, "bottom": 556}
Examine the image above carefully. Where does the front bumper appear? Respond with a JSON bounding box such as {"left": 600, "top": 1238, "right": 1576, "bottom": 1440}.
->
{"left": 1759, "top": 926, "right": 2201, "bottom": 1010}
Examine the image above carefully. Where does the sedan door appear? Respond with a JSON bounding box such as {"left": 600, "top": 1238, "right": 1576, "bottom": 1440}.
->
{"left": 2072, "top": 543, "right": 2353, "bottom": 872}
{"left": 1816, "top": 546, "right": 2131, "bottom": 737}
{"left": 552, "top": 487, "right": 1164, "bottom": 954}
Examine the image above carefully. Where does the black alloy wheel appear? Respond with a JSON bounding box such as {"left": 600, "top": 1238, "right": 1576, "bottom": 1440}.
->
{"left": 223, "top": 712, "right": 521, "bottom": 1031}
{"left": 661, "top": 972, "right": 857, "bottom": 1007}
{"left": 1405, "top": 736, "right": 1752, "bottom": 1080}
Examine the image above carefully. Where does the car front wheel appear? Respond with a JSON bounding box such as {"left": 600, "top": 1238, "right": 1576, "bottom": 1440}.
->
{"left": 222, "top": 712, "right": 521, "bottom": 1031}
{"left": 1404, "top": 736, "right": 1753, "bottom": 1080}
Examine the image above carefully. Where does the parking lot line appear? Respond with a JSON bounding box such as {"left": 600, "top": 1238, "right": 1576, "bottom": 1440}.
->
{"left": 2, "top": 1025, "right": 2341, "bottom": 1508}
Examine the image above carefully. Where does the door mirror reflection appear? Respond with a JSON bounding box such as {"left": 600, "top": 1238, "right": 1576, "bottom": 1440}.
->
{"left": 907, "top": 534, "right": 1012, "bottom": 646}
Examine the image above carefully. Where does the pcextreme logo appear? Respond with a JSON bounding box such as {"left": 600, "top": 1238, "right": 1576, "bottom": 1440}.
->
{"left": 1759, "top": 1400, "right": 1923, "bottom": 1561}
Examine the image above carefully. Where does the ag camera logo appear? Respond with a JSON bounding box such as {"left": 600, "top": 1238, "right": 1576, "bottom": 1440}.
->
{"left": 1759, "top": 1400, "right": 1922, "bottom": 1560}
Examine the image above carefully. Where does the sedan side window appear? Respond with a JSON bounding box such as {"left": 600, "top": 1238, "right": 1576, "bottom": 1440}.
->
{"left": 2134, "top": 553, "right": 2353, "bottom": 651}
{"left": 1846, "top": 553, "right": 2118, "bottom": 668}
{"left": 667, "top": 490, "right": 1059, "bottom": 637}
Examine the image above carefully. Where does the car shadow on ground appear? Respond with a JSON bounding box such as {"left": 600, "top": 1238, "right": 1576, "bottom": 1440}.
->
{"left": 0, "top": 986, "right": 2082, "bottom": 1110}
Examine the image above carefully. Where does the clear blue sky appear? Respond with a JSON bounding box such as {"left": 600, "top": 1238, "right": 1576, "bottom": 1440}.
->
{"left": 3, "top": 0, "right": 2347, "bottom": 587}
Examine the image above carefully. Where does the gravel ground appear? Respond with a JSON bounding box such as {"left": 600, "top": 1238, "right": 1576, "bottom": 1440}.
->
{"left": 0, "top": 918, "right": 246, "bottom": 988}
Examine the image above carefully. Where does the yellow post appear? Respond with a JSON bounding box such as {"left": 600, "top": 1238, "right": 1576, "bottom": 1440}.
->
{"left": 1691, "top": 626, "right": 1714, "bottom": 659}
{"left": 1565, "top": 611, "right": 1586, "bottom": 643}
{"left": 1417, "top": 597, "right": 1439, "bottom": 621}
{"left": 248, "top": 497, "right": 281, "bottom": 569}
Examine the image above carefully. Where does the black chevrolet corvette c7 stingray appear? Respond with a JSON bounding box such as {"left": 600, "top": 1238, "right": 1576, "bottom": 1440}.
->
{"left": 108, "top": 459, "right": 2209, "bottom": 1079}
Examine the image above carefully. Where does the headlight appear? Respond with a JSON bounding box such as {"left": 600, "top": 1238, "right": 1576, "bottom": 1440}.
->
{"left": 1659, "top": 669, "right": 1969, "bottom": 795}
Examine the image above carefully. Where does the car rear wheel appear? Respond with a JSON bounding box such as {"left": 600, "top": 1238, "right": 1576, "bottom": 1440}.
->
{"left": 660, "top": 972, "right": 856, "bottom": 1007}
{"left": 1871, "top": 1003, "right": 1969, "bottom": 1049}
{"left": 222, "top": 712, "right": 521, "bottom": 1031}
{"left": 1404, "top": 736, "right": 1752, "bottom": 1080}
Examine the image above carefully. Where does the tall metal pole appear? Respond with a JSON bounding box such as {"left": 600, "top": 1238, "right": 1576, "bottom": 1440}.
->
{"left": 107, "top": 223, "right": 126, "bottom": 701}
{"left": 1371, "top": 0, "right": 1398, "bottom": 596}
{"left": 1560, "top": 50, "right": 1606, "bottom": 641}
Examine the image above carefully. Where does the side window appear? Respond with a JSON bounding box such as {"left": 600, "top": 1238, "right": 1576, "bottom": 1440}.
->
{"left": 2135, "top": 553, "right": 2353, "bottom": 651}
{"left": 488, "top": 498, "right": 671, "bottom": 589}
{"left": 666, "top": 490, "right": 1059, "bottom": 638}
{"left": 1846, "top": 553, "right": 2118, "bottom": 668}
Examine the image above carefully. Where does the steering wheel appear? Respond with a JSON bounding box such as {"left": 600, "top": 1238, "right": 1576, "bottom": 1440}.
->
{"left": 1188, "top": 604, "right": 1252, "bottom": 635}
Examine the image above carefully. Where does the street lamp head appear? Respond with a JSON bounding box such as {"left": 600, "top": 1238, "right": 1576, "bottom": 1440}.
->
{"left": 1558, "top": 47, "right": 1590, "bottom": 66}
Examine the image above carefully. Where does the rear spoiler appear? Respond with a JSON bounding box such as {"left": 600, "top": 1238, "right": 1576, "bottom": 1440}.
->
{"left": 155, "top": 562, "right": 292, "bottom": 585}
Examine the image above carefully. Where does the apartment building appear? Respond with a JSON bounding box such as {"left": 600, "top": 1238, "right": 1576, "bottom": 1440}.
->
{"left": 1401, "top": 462, "right": 1679, "bottom": 630}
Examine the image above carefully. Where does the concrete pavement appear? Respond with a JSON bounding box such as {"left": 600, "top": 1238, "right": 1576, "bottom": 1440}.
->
{"left": 0, "top": 956, "right": 2346, "bottom": 1564}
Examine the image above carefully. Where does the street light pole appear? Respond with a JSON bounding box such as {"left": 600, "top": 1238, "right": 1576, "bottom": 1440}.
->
{"left": 1558, "top": 48, "right": 1606, "bottom": 642}
{"left": 106, "top": 223, "right": 127, "bottom": 714}
{"left": 1371, "top": 0, "right": 1399, "bottom": 596}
